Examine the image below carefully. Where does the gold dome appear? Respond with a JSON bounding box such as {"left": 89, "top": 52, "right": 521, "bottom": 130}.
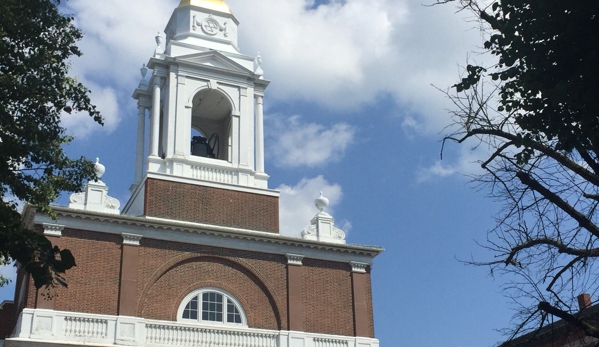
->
{"left": 178, "top": 0, "right": 232, "bottom": 14}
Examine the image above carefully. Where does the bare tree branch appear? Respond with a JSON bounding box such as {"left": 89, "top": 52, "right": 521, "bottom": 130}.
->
{"left": 538, "top": 302, "right": 599, "bottom": 339}
{"left": 516, "top": 171, "right": 599, "bottom": 239}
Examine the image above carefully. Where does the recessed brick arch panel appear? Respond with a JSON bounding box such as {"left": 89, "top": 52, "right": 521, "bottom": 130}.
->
{"left": 137, "top": 239, "right": 287, "bottom": 331}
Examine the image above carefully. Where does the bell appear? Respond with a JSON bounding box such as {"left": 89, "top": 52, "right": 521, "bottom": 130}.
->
{"left": 191, "top": 135, "right": 212, "bottom": 157}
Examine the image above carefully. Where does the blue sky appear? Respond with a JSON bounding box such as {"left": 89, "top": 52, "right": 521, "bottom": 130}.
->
{"left": 1, "top": 0, "right": 520, "bottom": 345}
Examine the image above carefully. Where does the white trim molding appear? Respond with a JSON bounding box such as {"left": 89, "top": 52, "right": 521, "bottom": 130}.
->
{"left": 42, "top": 223, "right": 64, "bottom": 237}
{"left": 350, "top": 261, "right": 368, "bottom": 273}
{"left": 122, "top": 233, "right": 143, "bottom": 246}
{"left": 286, "top": 254, "right": 304, "bottom": 266}
{"left": 31, "top": 206, "right": 383, "bottom": 265}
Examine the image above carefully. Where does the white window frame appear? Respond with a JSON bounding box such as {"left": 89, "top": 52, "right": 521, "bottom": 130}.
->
{"left": 177, "top": 287, "right": 247, "bottom": 327}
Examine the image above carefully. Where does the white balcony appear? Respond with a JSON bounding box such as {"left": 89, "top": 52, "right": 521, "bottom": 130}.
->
{"left": 147, "top": 155, "right": 269, "bottom": 189}
{"left": 5, "top": 309, "right": 380, "bottom": 347}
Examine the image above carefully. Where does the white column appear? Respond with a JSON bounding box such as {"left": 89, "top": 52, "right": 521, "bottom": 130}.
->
{"left": 150, "top": 75, "right": 162, "bottom": 157}
{"left": 238, "top": 86, "right": 253, "bottom": 168}
{"left": 134, "top": 105, "right": 146, "bottom": 184}
{"left": 255, "top": 95, "right": 265, "bottom": 173}
{"left": 231, "top": 113, "right": 240, "bottom": 166}
{"left": 173, "top": 74, "right": 186, "bottom": 158}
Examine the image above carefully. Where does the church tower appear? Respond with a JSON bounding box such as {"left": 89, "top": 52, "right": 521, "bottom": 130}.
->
{"left": 124, "top": 0, "right": 277, "bottom": 232}
{"left": 2, "top": 1, "right": 383, "bottom": 346}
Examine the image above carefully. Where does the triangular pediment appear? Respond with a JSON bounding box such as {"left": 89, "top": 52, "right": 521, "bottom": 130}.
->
{"left": 176, "top": 51, "right": 252, "bottom": 75}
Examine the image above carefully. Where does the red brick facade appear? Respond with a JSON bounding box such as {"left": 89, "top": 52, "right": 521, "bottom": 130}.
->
{"left": 144, "top": 179, "right": 279, "bottom": 233}
{"left": 26, "top": 229, "right": 122, "bottom": 315}
{"left": 136, "top": 238, "right": 288, "bottom": 330}
{"left": 19, "top": 226, "right": 376, "bottom": 338}
{"left": 0, "top": 301, "right": 17, "bottom": 339}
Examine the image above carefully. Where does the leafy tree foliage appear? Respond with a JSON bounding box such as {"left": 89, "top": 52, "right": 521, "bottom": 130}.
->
{"left": 439, "top": 0, "right": 599, "bottom": 343}
{"left": 0, "top": 257, "right": 10, "bottom": 288}
{"left": 0, "top": 0, "right": 102, "bottom": 288}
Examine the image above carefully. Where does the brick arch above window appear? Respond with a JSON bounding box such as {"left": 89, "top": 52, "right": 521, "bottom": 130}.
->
{"left": 137, "top": 253, "right": 286, "bottom": 330}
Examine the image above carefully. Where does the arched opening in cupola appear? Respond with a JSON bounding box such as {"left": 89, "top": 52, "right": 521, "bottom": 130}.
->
{"left": 190, "top": 89, "right": 232, "bottom": 161}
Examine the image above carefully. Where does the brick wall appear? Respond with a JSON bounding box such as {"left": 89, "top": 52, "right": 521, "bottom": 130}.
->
{"left": 137, "top": 238, "right": 288, "bottom": 330}
{"left": 0, "top": 301, "right": 17, "bottom": 338}
{"left": 365, "top": 270, "right": 375, "bottom": 337}
{"left": 144, "top": 178, "right": 279, "bottom": 233}
{"left": 53, "top": 229, "right": 122, "bottom": 315}
{"left": 24, "top": 229, "right": 121, "bottom": 314}
{"left": 19, "top": 225, "right": 375, "bottom": 338}
{"left": 302, "top": 259, "right": 356, "bottom": 337}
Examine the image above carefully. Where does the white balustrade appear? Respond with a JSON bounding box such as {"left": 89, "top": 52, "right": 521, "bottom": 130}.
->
{"left": 190, "top": 164, "right": 236, "bottom": 184}
{"left": 7, "top": 309, "right": 379, "bottom": 347}
{"left": 64, "top": 316, "right": 108, "bottom": 339}
{"left": 314, "top": 337, "right": 349, "bottom": 347}
{"left": 147, "top": 322, "right": 277, "bottom": 347}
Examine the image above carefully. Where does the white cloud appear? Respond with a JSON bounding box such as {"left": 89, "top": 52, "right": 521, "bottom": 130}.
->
{"left": 60, "top": 83, "right": 120, "bottom": 138}
{"left": 417, "top": 160, "right": 456, "bottom": 183}
{"left": 230, "top": 0, "right": 400, "bottom": 107}
{"left": 57, "top": 0, "right": 176, "bottom": 139}
{"left": 267, "top": 115, "right": 355, "bottom": 168}
{"left": 277, "top": 176, "right": 348, "bottom": 238}
{"left": 65, "top": 0, "right": 175, "bottom": 88}
{"left": 60, "top": 0, "right": 489, "bottom": 139}
{"left": 228, "top": 0, "right": 487, "bottom": 132}
{"left": 417, "top": 138, "right": 491, "bottom": 181}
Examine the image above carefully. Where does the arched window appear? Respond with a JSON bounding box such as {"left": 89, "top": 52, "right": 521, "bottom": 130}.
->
{"left": 190, "top": 89, "right": 232, "bottom": 161}
{"left": 178, "top": 288, "right": 246, "bottom": 326}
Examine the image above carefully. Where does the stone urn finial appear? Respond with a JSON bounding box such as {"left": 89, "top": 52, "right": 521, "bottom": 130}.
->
{"left": 155, "top": 32, "right": 165, "bottom": 55}
{"left": 139, "top": 64, "right": 149, "bottom": 87}
{"left": 94, "top": 157, "right": 105, "bottom": 179}
{"left": 315, "top": 191, "right": 329, "bottom": 212}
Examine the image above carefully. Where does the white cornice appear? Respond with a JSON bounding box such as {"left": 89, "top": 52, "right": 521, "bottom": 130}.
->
{"left": 31, "top": 206, "right": 383, "bottom": 264}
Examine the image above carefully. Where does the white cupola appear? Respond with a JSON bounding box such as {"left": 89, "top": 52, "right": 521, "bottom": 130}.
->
{"left": 123, "top": 0, "right": 277, "bottom": 227}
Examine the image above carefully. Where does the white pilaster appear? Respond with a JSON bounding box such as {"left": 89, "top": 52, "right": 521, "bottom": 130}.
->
{"left": 134, "top": 105, "right": 146, "bottom": 186}
{"left": 255, "top": 95, "right": 264, "bottom": 173}
{"left": 231, "top": 112, "right": 240, "bottom": 166}
{"left": 150, "top": 75, "right": 162, "bottom": 157}
{"left": 238, "top": 87, "right": 250, "bottom": 168}
{"left": 173, "top": 75, "right": 188, "bottom": 158}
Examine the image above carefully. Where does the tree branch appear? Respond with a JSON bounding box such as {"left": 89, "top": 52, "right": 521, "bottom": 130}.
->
{"left": 445, "top": 128, "right": 599, "bottom": 187}
{"left": 504, "top": 238, "right": 599, "bottom": 267}
{"left": 538, "top": 302, "right": 599, "bottom": 339}
{"left": 516, "top": 171, "right": 599, "bottom": 239}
